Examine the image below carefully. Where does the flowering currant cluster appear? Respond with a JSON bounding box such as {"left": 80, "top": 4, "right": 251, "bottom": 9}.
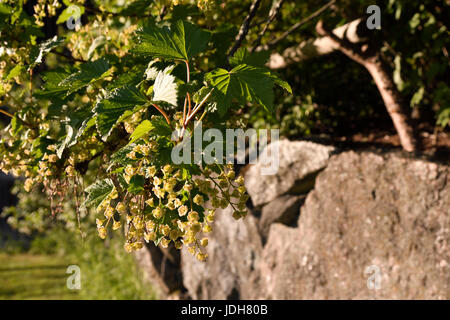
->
{"left": 94, "top": 128, "right": 249, "bottom": 261}
{"left": 33, "top": 0, "right": 63, "bottom": 27}
{"left": 0, "top": 1, "right": 289, "bottom": 263}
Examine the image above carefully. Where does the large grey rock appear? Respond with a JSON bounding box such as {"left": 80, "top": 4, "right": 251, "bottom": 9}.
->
{"left": 244, "top": 140, "right": 335, "bottom": 207}
{"left": 142, "top": 149, "right": 449, "bottom": 300}
{"left": 259, "top": 194, "right": 305, "bottom": 239}
{"left": 258, "top": 151, "right": 450, "bottom": 299}
{"left": 181, "top": 206, "right": 263, "bottom": 299}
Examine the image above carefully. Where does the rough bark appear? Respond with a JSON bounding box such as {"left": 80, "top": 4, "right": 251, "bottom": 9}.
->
{"left": 363, "top": 55, "right": 418, "bottom": 152}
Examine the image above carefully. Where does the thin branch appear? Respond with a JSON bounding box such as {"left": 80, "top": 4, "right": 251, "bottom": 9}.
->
{"left": 187, "top": 92, "right": 192, "bottom": 117}
{"left": 315, "top": 20, "right": 365, "bottom": 65}
{"left": 197, "top": 109, "right": 208, "bottom": 124}
{"left": 184, "top": 60, "right": 192, "bottom": 117}
{"left": 151, "top": 103, "right": 171, "bottom": 127}
{"left": 182, "top": 60, "right": 192, "bottom": 129}
{"left": 0, "top": 109, "right": 34, "bottom": 128}
{"left": 268, "top": 0, "right": 336, "bottom": 47}
{"left": 185, "top": 89, "right": 214, "bottom": 124}
{"left": 29, "top": 69, "right": 33, "bottom": 95}
{"left": 252, "top": 0, "right": 285, "bottom": 52}
{"left": 183, "top": 97, "right": 187, "bottom": 126}
{"left": 227, "top": 0, "right": 262, "bottom": 60}
{"left": 181, "top": 88, "right": 215, "bottom": 141}
{"left": 0, "top": 109, "right": 14, "bottom": 118}
{"left": 184, "top": 60, "right": 191, "bottom": 83}
{"left": 52, "top": 51, "right": 87, "bottom": 63}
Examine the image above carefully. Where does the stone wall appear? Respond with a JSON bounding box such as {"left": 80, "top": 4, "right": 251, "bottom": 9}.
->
{"left": 137, "top": 140, "right": 450, "bottom": 299}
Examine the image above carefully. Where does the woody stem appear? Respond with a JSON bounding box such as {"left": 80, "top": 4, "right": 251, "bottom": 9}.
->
{"left": 151, "top": 103, "right": 171, "bottom": 126}
{"left": 0, "top": 109, "right": 13, "bottom": 118}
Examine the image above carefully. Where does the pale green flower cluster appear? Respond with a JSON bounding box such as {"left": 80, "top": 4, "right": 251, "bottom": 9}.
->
{"left": 95, "top": 134, "right": 248, "bottom": 261}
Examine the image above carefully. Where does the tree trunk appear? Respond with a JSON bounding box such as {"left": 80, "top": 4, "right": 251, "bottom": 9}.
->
{"left": 363, "top": 55, "right": 418, "bottom": 152}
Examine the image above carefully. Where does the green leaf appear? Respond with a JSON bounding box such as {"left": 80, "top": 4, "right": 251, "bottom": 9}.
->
{"left": 10, "top": 116, "right": 22, "bottom": 136}
{"left": 109, "top": 64, "right": 145, "bottom": 90}
{"left": 193, "top": 86, "right": 211, "bottom": 104}
{"left": 129, "top": 120, "right": 154, "bottom": 144}
{"left": 210, "top": 23, "right": 237, "bottom": 64}
{"left": 56, "top": 4, "right": 84, "bottom": 24}
{"left": 0, "top": 5, "right": 11, "bottom": 30}
{"left": 29, "top": 36, "right": 65, "bottom": 70}
{"left": 205, "top": 64, "right": 276, "bottom": 115}
{"left": 393, "top": 55, "right": 404, "bottom": 91}
{"left": 76, "top": 116, "right": 96, "bottom": 140}
{"left": 5, "top": 64, "right": 25, "bottom": 81}
{"left": 84, "top": 179, "right": 115, "bottom": 209}
{"left": 437, "top": 107, "right": 450, "bottom": 128}
{"left": 94, "top": 85, "right": 148, "bottom": 140}
{"left": 117, "top": 173, "right": 129, "bottom": 189}
{"left": 10, "top": 1, "right": 23, "bottom": 24}
{"left": 34, "top": 68, "right": 73, "bottom": 99}
{"left": 268, "top": 72, "right": 292, "bottom": 94}
{"left": 56, "top": 124, "right": 74, "bottom": 158}
{"left": 36, "top": 59, "right": 110, "bottom": 99}
{"left": 109, "top": 144, "right": 136, "bottom": 168}
{"left": 31, "top": 136, "right": 53, "bottom": 160}
{"left": 230, "top": 48, "right": 292, "bottom": 94}
{"left": 59, "top": 58, "right": 111, "bottom": 96}
{"left": 134, "top": 20, "right": 210, "bottom": 61}
{"left": 229, "top": 48, "right": 270, "bottom": 68}
{"left": 152, "top": 67, "right": 178, "bottom": 106}
{"left": 128, "top": 116, "right": 172, "bottom": 145}
{"left": 409, "top": 13, "right": 421, "bottom": 29}
{"left": 0, "top": 3, "right": 12, "bottom": 16}
{"left": 150, "top": 116, "right": 173, "bottom": 137}
{"left": 127, "top": 175, "right": 145, "bottom": 194}
{"left": 410, "top": 86, "right": 425, "bottom": 107}
{"left": 171, "top": 4, "right": 201, "bottom": 21}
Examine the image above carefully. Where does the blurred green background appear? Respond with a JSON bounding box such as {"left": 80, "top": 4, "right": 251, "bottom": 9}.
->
{"left": 0, "top": 180, "right": 157, "bottom": 300}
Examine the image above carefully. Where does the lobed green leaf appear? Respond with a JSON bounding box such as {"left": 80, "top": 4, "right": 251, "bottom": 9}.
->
{"left": 84, "top": 179, "right": 115, "bottom": 209}
{"left": 134, "top": 20, "right": 210, "bottom": 61}
{"left": 94, "top": 85, "right": 148, "bottom": 140}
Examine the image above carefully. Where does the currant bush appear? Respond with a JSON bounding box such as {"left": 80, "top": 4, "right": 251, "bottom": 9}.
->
{"left": 0, "top": 0, "right": 290, "bottom": 261}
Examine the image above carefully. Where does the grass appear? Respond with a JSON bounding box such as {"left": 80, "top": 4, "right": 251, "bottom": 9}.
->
{"left": 0, "top": 253, "right": 79, "bottom": 300}
{"left": 0, "top": 227, "right": 158, "bottom": 300}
